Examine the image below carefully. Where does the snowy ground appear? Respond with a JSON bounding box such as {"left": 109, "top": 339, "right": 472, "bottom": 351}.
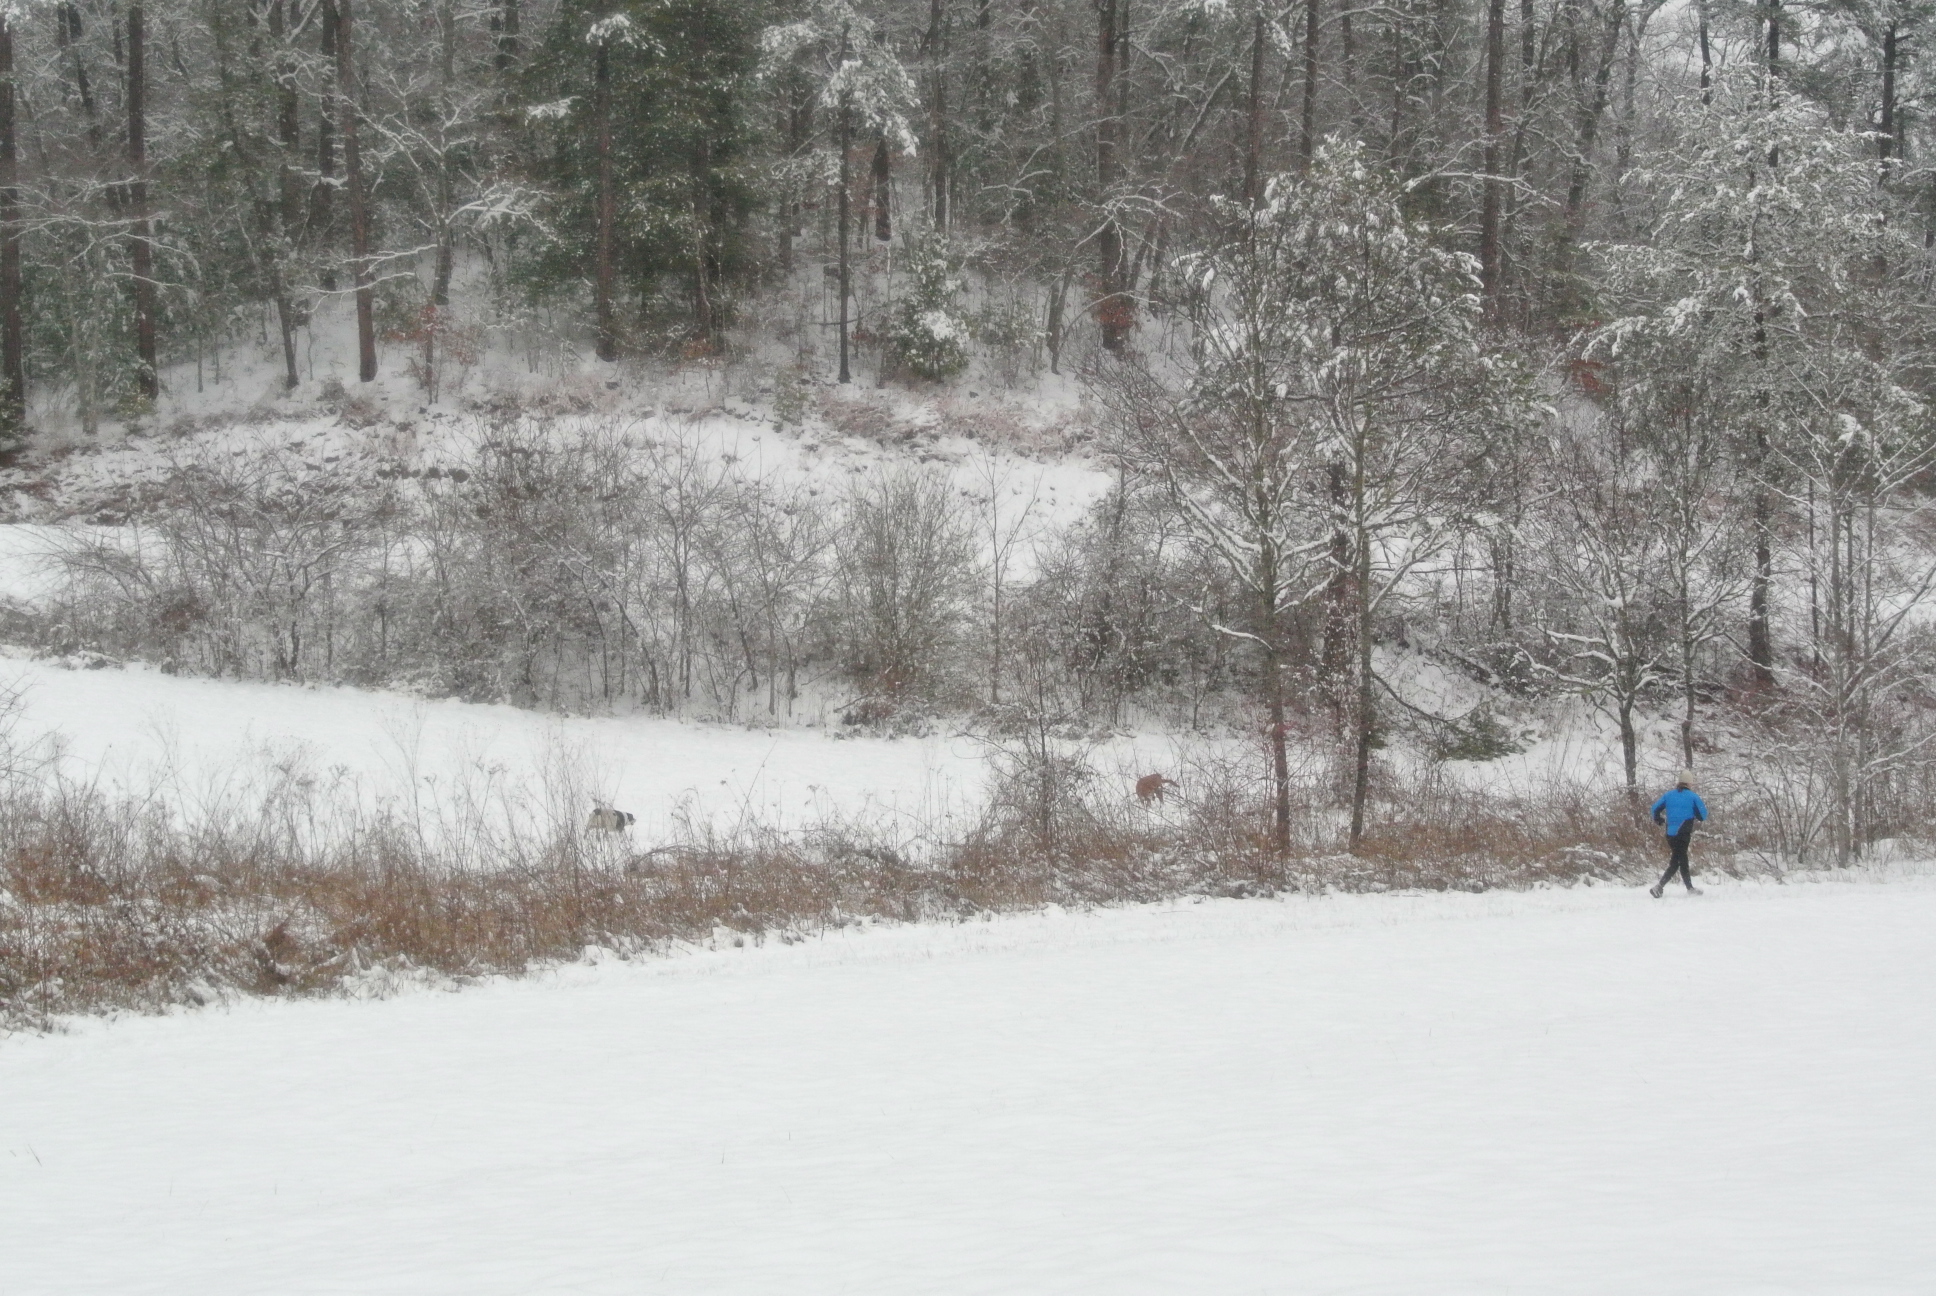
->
{"left": 6, "top": 869, "right": 1933, "bottom": 1294}
{"left": 0, "top": 650, "right": 997, "bottom": 846}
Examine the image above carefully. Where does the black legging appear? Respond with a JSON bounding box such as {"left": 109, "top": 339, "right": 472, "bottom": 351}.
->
{"left": 1658, "top": 821, "right": 1696, "bottom": 889}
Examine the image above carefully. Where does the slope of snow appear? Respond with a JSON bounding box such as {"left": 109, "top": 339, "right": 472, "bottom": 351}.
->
{"left": 5, "top": 871, "right": 1933, "bottom": 1294}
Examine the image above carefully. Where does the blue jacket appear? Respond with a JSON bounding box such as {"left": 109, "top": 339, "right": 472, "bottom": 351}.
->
{"left": 1650, "top": 787, "right": 1708, "bottom": 837}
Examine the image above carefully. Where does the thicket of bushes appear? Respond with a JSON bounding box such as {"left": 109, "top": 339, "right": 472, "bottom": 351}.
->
{"left": 20, "top": 419, "right": 1248, "bottom": 728}
{"left": 16, "top": 404, "right": 1936, "bottom": 876}
{"left": 2, "top": 722, "right": 1717, "bottom": 1033}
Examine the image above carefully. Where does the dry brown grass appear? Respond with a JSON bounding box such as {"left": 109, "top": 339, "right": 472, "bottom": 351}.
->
{"left": 0, "top": 780, "right": 961, "bottom": 1029}
{"left": 0, "top": 748, "right": 1752, "bottom": 1032}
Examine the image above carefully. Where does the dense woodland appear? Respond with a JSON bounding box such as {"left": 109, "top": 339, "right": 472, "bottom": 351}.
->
{"left": 0, "top": 0, "right": 1928, "bottom": 411}
{"left": 5, "top": 0, "right": 1936, "bottom": 865}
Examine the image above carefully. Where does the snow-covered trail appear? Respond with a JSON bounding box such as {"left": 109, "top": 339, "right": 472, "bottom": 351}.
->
{"left": 5, "top": 874, "right": 1933, "bottom": 1294}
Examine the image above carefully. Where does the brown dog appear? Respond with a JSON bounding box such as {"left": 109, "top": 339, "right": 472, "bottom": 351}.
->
{"left": 1135, "top": 774, "right": 1178, "bottom": 804}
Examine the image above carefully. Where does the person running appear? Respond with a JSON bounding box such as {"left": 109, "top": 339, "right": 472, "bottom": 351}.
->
{"left": 1649, "top": 771, "right": 1709, "bottom": 898}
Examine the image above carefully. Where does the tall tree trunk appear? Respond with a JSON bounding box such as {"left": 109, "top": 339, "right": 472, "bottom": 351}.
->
{"left": 1300, "top": 0, "right": 1320, "bottom": 171}
{"left": 926, "top": 0, "right": 950, "bottom": 230}
{"left": 1497, "top": 0, "right": 1538, "bottom": 321}
{"left": 838, "top": 24, "right": 853, "bottom": 384}
{"left": 1696, "top": 0, "right": 1711, "bottom": 103}
{"left": 59, "top": 4, "right": 103, "bottom": 150}
{"left": 872, "top": 134, "right": 891, "bottom": 241}
{"left": 1618, "top": 693, "right": 1638, "bottom": 801}
{"left": 424, "top": 0, "right": 458, "bottom": 400}
{"left": 1680, "top": 609, "right": 1698, "bottom": 768}
{"left": 693, "top": 134, "right": 714, "bottom": 346}
{"left": 0, "top": 15, "right": 23, "bottom": 438}
{"left": 690, "top": 15, "right": 716, "bottom": 347}
{"left": 778, "top": 91, "right": 811, "bottom": 274}
{"left": 1348, "top": 508, "right": 1375, "bottom": 852}
{"left": 1265, "top": 630, "right": 1293, "bottom": 856}
{"left": 314, "top": 0, "right": 337, "bottom": 276}
{"left": 337, "top": 0, "right": 375, "bottom": 381}
{"left": 1880, "top": 23, "right": 1898, "bottom": 176}
{"left": 495, "top": 0, "right": 521, "bottom": 72}
{"left": 1552, "top": 0, "right": 1624, "bottom": 307}
{"left": 434, "top": 0, "right": 456, "bottom": 309}
{"left": 1321, "top": 461, "right": 1351, "bottom": 709}
{"left": 1096, "top": 0, "right": 1128, "bottom": 350}
{"left": 128, "top": 2, "right": 158, "bottom": 401}
{"left": 1340, "top": 5, "right": 1355, "bottom": 131}
{"left": 1479, "top": 0, "right": 1505, "bottom": 310}
{"left": 272, "top": 1, "right": 301, "bottom": 231}
{"left": 268, "top": 0, "right": 302, "bottom": 392}
{"left": 1245, "top": 5, "right": 1266, "bottom": 199}
{"left": 975, "top": 0, "right": 996, "bottom": 133}
{"left": 1748, "top": 443, "right": 1775, "bottom": 686}
{"left": 593, "top": 32, "right": 617, "bottom": 362}
{"left": 1611, "top": 4, "right": 1655, "bottom": 221}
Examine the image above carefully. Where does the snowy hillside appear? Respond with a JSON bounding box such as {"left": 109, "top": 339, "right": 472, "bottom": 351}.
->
{"left": 6, "top": 871, "right": 1933, "bottom": 1294}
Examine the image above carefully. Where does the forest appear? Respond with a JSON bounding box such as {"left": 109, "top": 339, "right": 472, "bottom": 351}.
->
{"left": 1, "top": 0, "right": 1934, "bottom": 872}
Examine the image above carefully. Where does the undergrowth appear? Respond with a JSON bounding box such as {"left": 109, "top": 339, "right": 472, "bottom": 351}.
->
{"left": 0, "top": 738, "right": 1735, "bottom": 1033}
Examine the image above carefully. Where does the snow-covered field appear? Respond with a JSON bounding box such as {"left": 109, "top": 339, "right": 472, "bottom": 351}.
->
{"left": 6, "top": 870, "right": 1932, "bottom": 1294}
{"left": 0, "top": 650, "right": 998, "bottom": 845}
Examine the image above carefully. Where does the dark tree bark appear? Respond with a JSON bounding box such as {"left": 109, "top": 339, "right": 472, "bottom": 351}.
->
{"left": 1300, "top": 0, "right": 1320, "bottom": 171}
{"left": 1340, "top": 5, "right": 1354, "bottom": 130}
{"left": 337, "top": 0, "right": 376, "bottom": 381}
{"left": 693, "top": 133, "right": 715, "bottom": 347}
{"left": 1479, "top": 0, "right": 1505, "bottom": 310}
{"left": 872, "top": 134, "right": 891, "bottom": 241}
{"left": 59, "top": 4, "right": 104, "bottom": 150}
{"left": 494, "top": 0, "right": 521, "bottom": 73}
{"left": 128, "top": 2, "right": 158, "bottom": 401}
{"left": 263, "top": 0, "right": 301, "bottom": 391}
{"left": 838, "top": 24, "right": 853, "bottom": 384}
{"left": 1245, "top": 5, "right": 1267, "bottom": 198}
{"left": 926, "top": 0, "right": 950, "bottom": 230}
{"left": 1748, "top": 436, "right": 1775, "bottom": 686}
{"left": 314, "top": 0, "right": 337, "bottom": 276}
{"left": 1552, "top": 0, "right": 1625, "bottom": 301}
{"left": 0, "top": 16, "right": 23, "bottom": 438}
{"left": 433, "top": 0, "right": 455, "bottom": 309}
{"left": 1347, "top": 508, "right": 1375, "bottom": 851}
{"left": 1263, "top": 606, "right": 1293, "bottom": 856}
{"left": 1881, "top": 23, "right": 1898, "bottom": 174}
{"left": 778, "top": 87, "right": 812, "bottom": 273}
{"left": 271, "top": 0, "right": 302, "bottom": 234}
{"left": 593, "top": 29, "right": 617, "bottom": 362}
{"left": 1096, "top": 0, "right": 1128, "bottom": 350}
{"left": 975, "top": 0, "right": 996, "bottom": 133}
{"left": 419, "top": 0, "right": 458, "bottom": 398}
{"left": 1696, "top": 0, "right": 1711, "bottom": 102}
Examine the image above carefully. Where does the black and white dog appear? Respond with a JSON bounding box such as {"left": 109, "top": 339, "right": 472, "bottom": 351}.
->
{"left": 586, "top": 805, "right": 636, "bottom": 832}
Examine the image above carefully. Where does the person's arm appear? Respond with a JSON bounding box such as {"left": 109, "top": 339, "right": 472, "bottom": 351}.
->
{"left": 1694, "top": 793, "right": 1708, "bottom": 822}
{"left": 1650, "top": 793, "right": 1668, "bottom": 825}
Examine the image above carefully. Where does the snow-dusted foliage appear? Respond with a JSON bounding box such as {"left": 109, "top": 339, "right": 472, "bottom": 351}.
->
{"left": 1102, "top": 140, "right": 1531, "bottom": 849}
{"left": 10, "top": 0, "right": 1936, "bottom": 867}
{"left": 882, "top": 234, "right": 970, "bottom": 380}
{"left": 758, "top": 0, "right": 919, "bottom": 154}
{"left": 1587, "top": 84, "right": 1936, "bottom": 863}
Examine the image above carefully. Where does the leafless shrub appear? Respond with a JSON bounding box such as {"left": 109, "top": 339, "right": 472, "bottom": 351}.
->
{"left": 0, "top": 734, "right": 1810, "bottom": 1034}
{"left": 816, "top": 390, "right": 905, "bottom": 443}
{"left": 830, "top": 468, "right": 976, "bottom": 722}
